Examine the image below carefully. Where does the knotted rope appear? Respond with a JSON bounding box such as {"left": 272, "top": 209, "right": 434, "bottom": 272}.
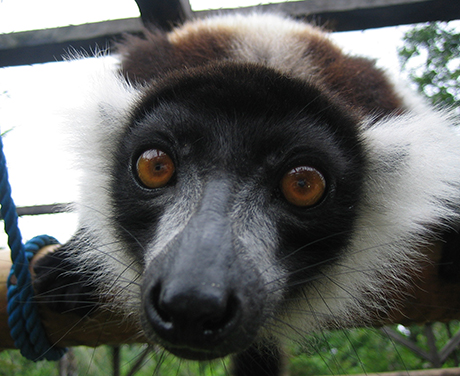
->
{"left": 0, "top": 132, "right": 66, "bottom": 361}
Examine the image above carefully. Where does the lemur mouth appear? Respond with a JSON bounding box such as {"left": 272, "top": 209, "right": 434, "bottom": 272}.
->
{"left": 162, "top": 344, "right": 232, "bottom": 361}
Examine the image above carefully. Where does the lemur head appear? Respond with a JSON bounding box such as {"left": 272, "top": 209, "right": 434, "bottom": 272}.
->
{"left": 111, "top": 61, "right": 365, "bottom": 359}
{"left": 69, "top": 14, "right": 460, "bottom": 361}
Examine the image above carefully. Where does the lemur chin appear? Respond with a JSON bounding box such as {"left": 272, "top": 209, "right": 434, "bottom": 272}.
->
{"left": 34, "top": 13, "right": 460, "bottom": 376}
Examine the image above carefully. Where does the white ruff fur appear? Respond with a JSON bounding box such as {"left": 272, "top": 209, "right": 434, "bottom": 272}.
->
{"left": 169, "top": 13, "right": 325, "bottom": 79}
{"left": 65, "top": 59, "right": 142, "bottom": 306}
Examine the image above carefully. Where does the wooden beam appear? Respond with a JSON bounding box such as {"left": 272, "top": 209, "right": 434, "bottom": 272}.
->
{"left": 195, "top": 0, "right": 460, "bottom": 31}
{"left": 0, "top": 248, "right": 13, "bottom": 348}
{"left": 440, "top": 331, "right": 460, "bottom": 364}
{"left": 305, "top": 0, "right": 460, "bottom": 31}
{"left": 135, "top": 0, "right": 193, "bottom": 30}
{"left": 1, "top": 0, "right": 459, "bottom": 67}
{"left": 0, "top": 18, "right": 143, "bottom": 67}
{"left": 381, "top": 327, "right": 432, "bottom": 361}
{"left": 15, "top": 203, "right": 70, "bottom": 217}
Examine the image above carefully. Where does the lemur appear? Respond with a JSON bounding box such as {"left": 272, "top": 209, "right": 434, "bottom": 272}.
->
{"left": 34, "top": 12, "right": 460, "bottom": 376}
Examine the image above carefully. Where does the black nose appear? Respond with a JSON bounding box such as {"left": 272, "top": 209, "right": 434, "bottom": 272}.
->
{"left": 144, "top": 278, "right": 241, "bottom": 352}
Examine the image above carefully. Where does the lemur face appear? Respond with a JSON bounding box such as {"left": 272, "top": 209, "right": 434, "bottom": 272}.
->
{"left": 109, "top": 62, "right": 365, "bottom": 359}
{"left": 33, "top": 13, "right": 460, "bottom": 373}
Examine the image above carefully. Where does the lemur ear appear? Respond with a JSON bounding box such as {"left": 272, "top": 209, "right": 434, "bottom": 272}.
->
{"left": 116, "top": 29, "right": 176, "bottom": 83}
{"left": 116, "top": 27, "right": 231, "bottom": 84}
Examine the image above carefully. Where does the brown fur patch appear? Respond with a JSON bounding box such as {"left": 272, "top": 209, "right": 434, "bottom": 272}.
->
{"left": 117, "top": 27, "right": 233, "bottom": 84}
{"left": 303, "top": 34, "right": 404, "bottom": 118}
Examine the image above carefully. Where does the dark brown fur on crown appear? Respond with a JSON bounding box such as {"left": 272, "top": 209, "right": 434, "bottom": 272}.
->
{"left": 116, "top": 15, "right": 404, "bottom": 120}
{"left": 304, "top": 34, "right": 405, "bottom": 117}
{"left": 117, "top": 28, "right": 232, "bottom": 84}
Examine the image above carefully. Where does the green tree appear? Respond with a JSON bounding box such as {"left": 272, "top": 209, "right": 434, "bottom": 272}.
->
{"left": 398, "top": 22, "right": 460, "bottom": 110}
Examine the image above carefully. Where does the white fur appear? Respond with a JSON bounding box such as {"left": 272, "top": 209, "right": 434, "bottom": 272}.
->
{"left": 63, "top": 58, "right": 143, "bottom": 307}
{"left": 169, "top": 13, "right": 329, "bottom": 81}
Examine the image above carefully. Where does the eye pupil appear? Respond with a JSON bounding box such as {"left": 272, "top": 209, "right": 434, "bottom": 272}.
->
{"left": 281, "top": 166, "right": 326, "bottom": 207}
{"left": 136, "top": 149, "right": 175, "bottom": 188}
{"left": 297, "top": 179, "right": 307, "bottom": 188}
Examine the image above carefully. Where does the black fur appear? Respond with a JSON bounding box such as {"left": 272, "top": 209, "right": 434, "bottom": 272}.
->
{"left": 33, "top": 232, "right": 99, "bottom": 317}
{"left": 440, "top": 229, "right": 460, "bottom": 282}
{"left": 113, "top": 63, "right": 365, "bottom": 267}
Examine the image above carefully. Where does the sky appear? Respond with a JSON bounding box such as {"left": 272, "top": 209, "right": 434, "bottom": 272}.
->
{"left": 0, "top": 0, "right": 448, "bottom": 247}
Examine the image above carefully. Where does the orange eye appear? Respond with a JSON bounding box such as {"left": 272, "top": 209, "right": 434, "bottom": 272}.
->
{"left": 281, "top": 166, "right": 326, "bottom": 207}
{"left": 136, "top": 149, "right": 175, "bottom": 188}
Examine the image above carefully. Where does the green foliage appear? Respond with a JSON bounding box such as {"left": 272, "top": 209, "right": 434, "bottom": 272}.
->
{"left": 290, "top": 323, "right": 460, "bottom": 376}
{"left": 0, "top": 346, "right": 229, "bottom": 376}
{"left": 117, "top": 345, "right": 229, "bottom": 376}
{"left": 289, "top": 327, "right": 421, "bottom": 376}
{"left": 398, "top": 22, "right": 460, "bottom": 109}
{"left": 1, "top": 323, "right": 460, "bottom": 375}
{"left": 0, "top": 349, "right": 58, "bottom": 376}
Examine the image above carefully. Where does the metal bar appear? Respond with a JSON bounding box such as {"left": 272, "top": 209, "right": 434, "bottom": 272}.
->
{"left": 425, "top": 323, "right": 442, "bottom": 368}
{"left": 380, "top": 327, "right": 432, "bottom": 361}
{"left": 440, "top": 329, "right": 460, "bottom": 364}
{"left": 126, "top": 345, "right": 154, "bottom": 376}
{"left": 112, "top": 346, "right": 121, "bottom": 376}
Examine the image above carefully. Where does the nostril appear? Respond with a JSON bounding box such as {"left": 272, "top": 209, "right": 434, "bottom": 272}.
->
{"left": 202, "top": 293, "right": 239, "bottom": 334}
{"left": 150, "top": 282, "right": 173, "bottom": 329}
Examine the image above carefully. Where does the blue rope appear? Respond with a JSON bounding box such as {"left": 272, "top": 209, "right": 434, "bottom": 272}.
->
{"left": 0, "top": 133, "right": 66, "bottom": 361}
